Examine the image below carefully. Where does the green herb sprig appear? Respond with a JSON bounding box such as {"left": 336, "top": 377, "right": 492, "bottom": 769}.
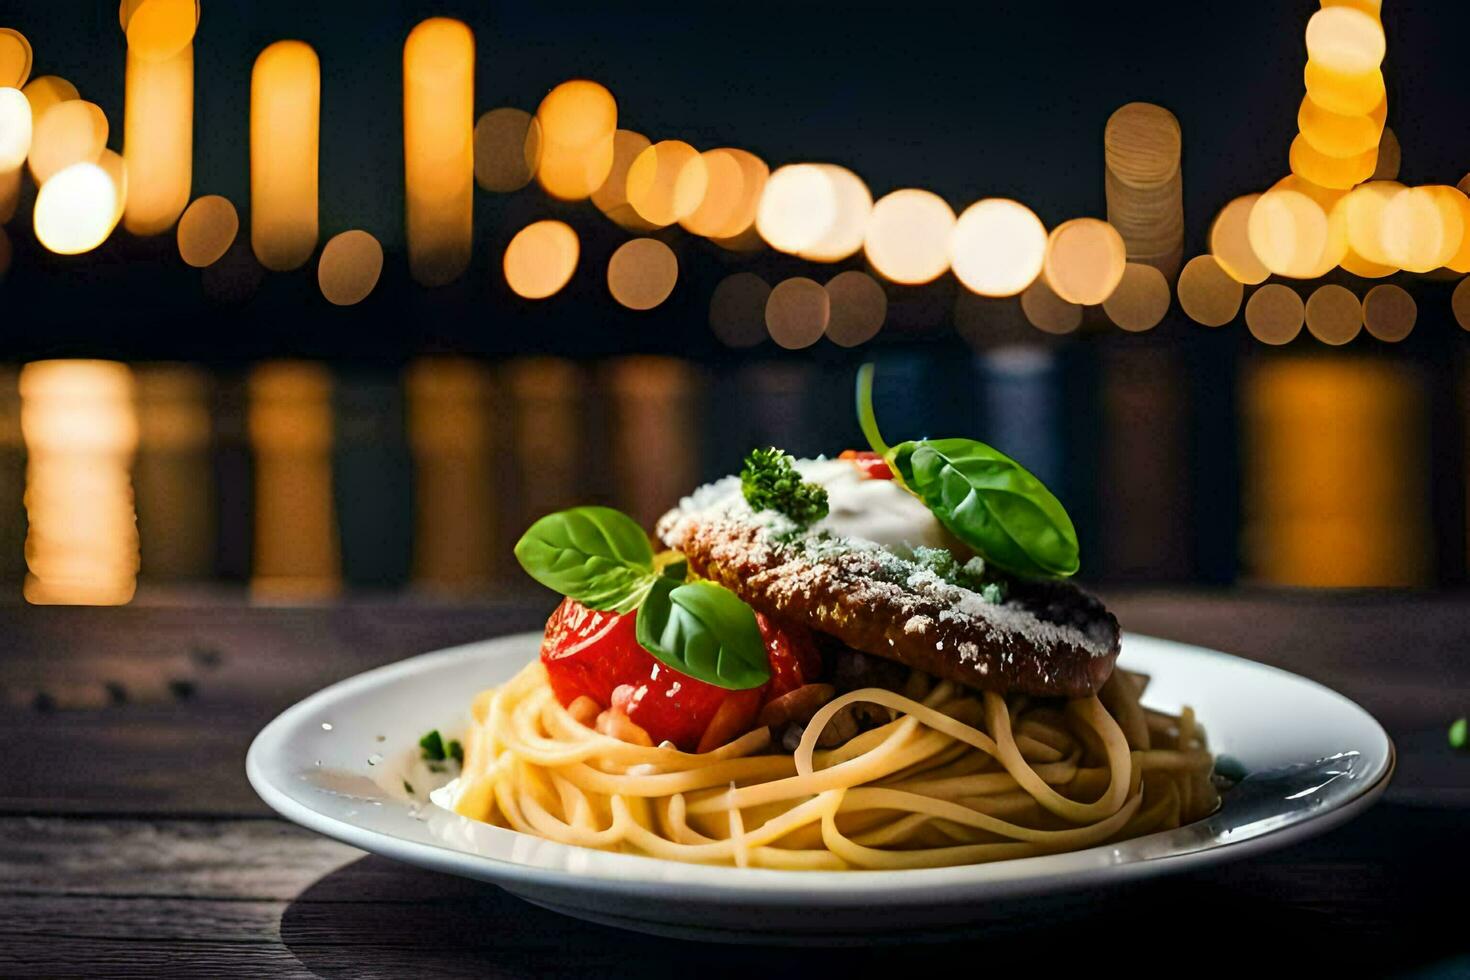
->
{"left": 513, "top": 506, "right": 770, "bottom": 690}
{"left": 855, "top": 363, "right": 1080, "bottom": 579}
{"left": 740, "top": 447, "right": 829, "bottom": 528}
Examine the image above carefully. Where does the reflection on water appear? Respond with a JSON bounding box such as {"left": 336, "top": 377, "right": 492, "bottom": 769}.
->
{"left": 19, "top": 361, "right": 140, "bottom": 605}
{"left": 0, "top": 350, "right": 1456, "bottom": 604}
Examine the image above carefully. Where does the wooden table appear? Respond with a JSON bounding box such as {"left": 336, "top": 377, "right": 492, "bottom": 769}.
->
{"left": 2, "top": 591, "right": 1467, "bottom": 977}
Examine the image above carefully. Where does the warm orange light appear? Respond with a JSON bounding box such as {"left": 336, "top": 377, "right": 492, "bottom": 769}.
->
{"left": 535, "top": 80, "right": 616, "bottom": 201}
{"left": 1445, "top": 188, "right": 1470, "bottom": 274}
{"left": 176, "top": 195, "right": 239, "bottom": 268}
{"left": 473, "top": 107, "right": 540, "bottom": 193}
{"left": 589, "top": 129, "right": 656, "bottom": 232}
{"left": 708, "top": 149, "right": 767, "bottom": 247}
{"left": 20, "top": 360, "right": 140, "bottom": 606}
{"left": 1209, "top": 194, "right": 1270, "bottom": 285}
{"left": 765, "top": 277, "right": 829, "bottom": 349}
{"left": 1289, "top": 134, "right": 1376, "bottom": 191}
{"left": 680, "top": 148, "right": 746, "bottom": 238}
{"left": 1248, "top": 185, "right": 1328, "bottom": 278}
{"left": 1362, "top": 283, "right": 1416, "bottom": 341}
{"left": 318, "top": 230, "right": 385, "bottom": 306}
{"left": 1452, "top": 278, "right": 1470, "bottom": 331}
{"left": 28, "top": 99, "right": 107, "bottom": 184}
{"left": 950, "top": 198, "right": 1046, "bottom": 297}
{"left": 607, "top": 237, "right": 678, "bottom": 311}
{"left": 504, "top": 220, "right": 579, "bottom": 300}
{"left": 98, "top": 149, "right": 129, "bottom": 225}
{"left": 1020, "top": 275, "right": 1082, "bottom": 335}
{"left": 0, "top": 165, "right": 17, "bottom": 224}
{"left": 0, "top": 28, "right": 32, "bottom": 89}
{"left": 1303, "top": 61, "right": 1384, "bottom": 118}
{"left": 0, "top": 86, "right": 31, "bottom": 170}
{"left": 626, "top": 140, "right": 707, "bottom": 228}
{"left": 1343, "top": 180, "right": 1402, "bottom": 267}
{"left": 1304, "top": 284, "right": 1362, "bottom": 345}
{"left": 1305, "top": 7, "right": 1385, "bottom": 75}
{"left": 404, "top": 18, "right": 474, "bottom": 287}
{"left": 123, "top": 43, "right": 192, "bottom": 235}
{"left": 34, "top": 161, "right": 118, "bottom": 255}
{"left": 756, "top": 164, "right": 836, "bottom": 254}
{"left": 124, "top": 0, "right": 198, "bottom": 62}
{"left": 864, "top": 188, "right": 955, "bottom": 285}
{"left": 1245, "top": 284, "right": 1305, "bottom": 345}
{"left": 250, "top": 41, "right": 319, "bottom": 272}
{"left": 824, "top": 270, "right": 887, "bottom": 347}
{"left": 21, "top": 75, "right": 78, "bottom": 123}
{"left": 1370, "top": 126, "right": 1400, "bottom": 180}
{"left": 1297, "top": 93, "right": 1385, "bottom": 159}
{"left": 1177, "top": 254, "right": 1243, "bottom": 327}
{"left": 798, "top": 165, "right": 871, "bottom": 262}
{"left": 1379, "top": 186, "right": 1463, "bottom": 274}
{"left": 1043, "top": 218, "right": 1127, "bottom": 305}
{"left": 1102, "top": 262, "right": 1171, "bottom": 332}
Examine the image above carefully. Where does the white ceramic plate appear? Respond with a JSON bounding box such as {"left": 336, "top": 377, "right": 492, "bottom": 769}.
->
{"left": 247, "top": 631, "right": 1393, "bottom": 943}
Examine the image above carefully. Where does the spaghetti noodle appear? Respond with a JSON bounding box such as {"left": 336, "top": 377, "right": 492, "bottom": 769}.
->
{"left": 442, "top": 659, "right": 1217, "bottom": 870}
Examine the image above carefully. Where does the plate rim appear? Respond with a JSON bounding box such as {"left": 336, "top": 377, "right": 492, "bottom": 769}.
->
{"left": 247, "top": 630, "right": 1395, "bottom": 906}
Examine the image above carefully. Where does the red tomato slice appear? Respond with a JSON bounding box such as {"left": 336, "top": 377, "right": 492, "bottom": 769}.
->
{"left": 758, "top": 612, "right": 823, "bottom": 700}
{"left": 839, "top": 449, "right": 894, "bottom": 480}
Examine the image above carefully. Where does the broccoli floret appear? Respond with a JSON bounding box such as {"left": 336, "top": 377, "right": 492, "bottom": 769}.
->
{"left": 740, "top": 447, "right": 829, "bottom": 529}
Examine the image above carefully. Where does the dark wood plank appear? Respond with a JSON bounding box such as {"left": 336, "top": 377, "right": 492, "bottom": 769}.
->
{"left": 1, "top": 805, "right": 1466, "bottom": 977}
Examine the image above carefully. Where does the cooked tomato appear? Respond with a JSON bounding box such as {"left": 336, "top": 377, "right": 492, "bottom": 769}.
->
{"left": 539, "top": 599, "right": 825, "bottom": 751}
{"left": 839, "top": 449, "right": 895, "bottom": 480}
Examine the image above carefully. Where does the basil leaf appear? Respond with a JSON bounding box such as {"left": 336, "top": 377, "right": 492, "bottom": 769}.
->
{"left": 513, "top": 506, "right": 658, "bottom": 612}
{"left": 890, "top": 438, "right": 1080, "bottom": 579}
{"left": 635, "top": 579, "right": 770, "bottom": 690}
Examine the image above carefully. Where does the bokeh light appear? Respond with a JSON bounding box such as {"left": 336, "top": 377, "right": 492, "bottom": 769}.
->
{"left": 1305, "top": 7, "right": 1385, "bottom": 75}
{"left": 1343, "top": 179, "right": 1401, "bottom": 266}
{"left": 124, "top": 0, "right": 198, "bottom": 62}
{"left": 1362, "top": 283, "right": 1415, "bottom": 341}
{"left": 0, "top": 29, "right": 32, "bottom": 89}
{"left": 1103, "top": 102, "right": 1181, "bottom": 187}
{"left": 950, "top": 198, "right": 1046, "bottom": 297}
{"left": 1452, "top": 278, "right": 1470, "bottom": 331}
{"left": 403, "top": 18, "right": 474, "bottom": 287}
{"left": 473, "top": 107, "right": 540, "bottom": 193}
{"left": 1177, "top": 254, "right": 1243, "bottom": 326}
{"left": 626, "top": 140, "right": 707, "bottom": 228}
{"left": 0, "top": 165, "right": 17, "bottom": 223}
{"left": 1209, "top": 194, "right": 1270, "bottom": 285}
{"left": 97, "top": 149, "right": 129, "bottom": 225}
{"left": 1102, "top": 262, "right": 1171, "bottom": 332}
{"left": 1249, "top": 185, "right": 1330, "bottom": 278}
{"left": 123, "top": 43, "right": 193, "bottom": 236}
{"left": 176, "top": 194, "right": 239, "bottom": 268}
{"left": 503, "top": 219, "right": 579, "bottom": 300}
{"left": 251, "top": 40, "right": 320, "bottom": 272}
{"left": 590, "top": 129, "right": 656, "bottom": 232}
{"left": 709, "top": 273, "right": 771, "bottom": 348}
{"left": 1043, "top": 218, "right": 1127, "bottom": 305}
{"left": 0, "top": 86, "right": 32, "bottom": 170}
{"left": 1370, "top": 126, "right": 1400, "bottom": 180}
{"left": 318, "top": 230, "right": 384, "bottom": 307}
{"left": 1245, "top": 284, "right": 1305, "bottom": 345}
{"left": 756, "top": 164, "right": 836, "bottom": 254}
{"left": 1297, "top": 93, "right": 1385, "bottom": 158}
{"left": 607, "top": 237, "right": 678, "bottom": 311}
{"left": 708, "top": 149, "right": 768, "bottom": 247}
{"left": 21, "top": 76, "right": 78, "bottom": 123}
{"left": 535, "top": 79, "right": 616, "bottom": 201}
{"left": 765, "top": 277, "right": 829, "bottom": 349}
{"left": 28, "top": 99, "right": 107, "bottom": 184}
{"left": 679, "top": 149, "right": 745, "bottom": 238}
{"left": 33, "top": 161, "right": 118, "bottom": 255}
{"left": 1289, "top": 134, "right": 1376, "bottom": 190}
{"left": 824, "top": 270, "right": 887, "bottom": 347}
{"left": 1303, "top": 60, "right": 1384, "bottom": 117}
{"left": 864, "top": 188, "right": 955, "bottom": 285}
{"left": 1380, "top": 185, "right": 1464, "bottom": 274}
{"left": 798, "top": 165, "right": 871, "bottom": 262}
{"left": 1304, "top": 283, "right": 1362, "bottom": 345}
{"left": 1020, "top": 275, "right": 1082, "bottom": 334}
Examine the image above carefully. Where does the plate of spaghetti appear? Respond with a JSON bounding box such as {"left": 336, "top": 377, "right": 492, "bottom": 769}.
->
{"left": 248, "top": 368, "right": 1393, "bottom": 942}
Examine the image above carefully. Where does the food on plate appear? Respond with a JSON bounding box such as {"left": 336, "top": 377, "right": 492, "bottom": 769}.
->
{"left": 437, "top": 366, "right": 1220, "bottom": 870}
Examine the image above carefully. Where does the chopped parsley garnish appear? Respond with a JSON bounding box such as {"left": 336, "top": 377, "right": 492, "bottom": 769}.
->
{"left": 419, "top": 729, "right": 447, "bottom": 761}
{"left": 1451, "top": 717, "right": 1467, "bottom": 750}
{"left": 419, "top": 729, "right": 464, "bottom": 768}
{"left": 741, "top": 447, "right": 829, "bottom": 529}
